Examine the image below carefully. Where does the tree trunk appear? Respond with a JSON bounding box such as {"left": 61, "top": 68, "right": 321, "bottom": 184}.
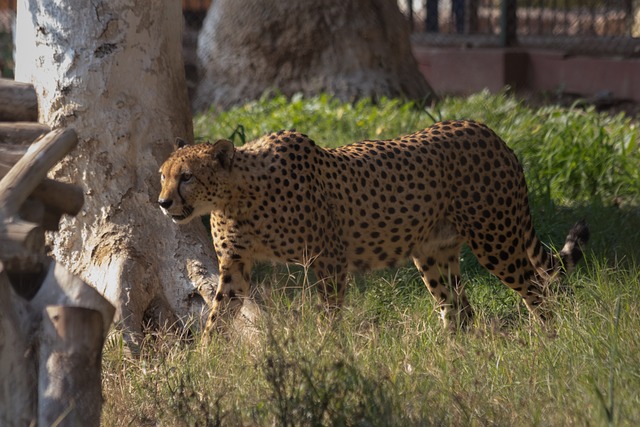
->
{"left": 194, "top": 0, "right": 436, "bottom": 112}
{"left": 14, "top": 0, "right": 219, "bottom": 350}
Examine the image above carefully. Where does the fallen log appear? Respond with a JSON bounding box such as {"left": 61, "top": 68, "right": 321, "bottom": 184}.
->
{"left": 0, "top": 129, "right": 80, "bottom": 278}
{"left": 0, "top": 143, "right": 29, "bottom": 175}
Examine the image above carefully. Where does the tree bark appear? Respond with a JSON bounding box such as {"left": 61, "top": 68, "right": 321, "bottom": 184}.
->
{"left": 194, "top": 0, "right": 436, "bottom": 111}
{"left": 15, "top": 0, "right": 219, "bottom": 349}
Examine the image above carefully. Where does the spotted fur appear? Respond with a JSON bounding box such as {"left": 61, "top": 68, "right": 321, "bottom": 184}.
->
{"left": 158, "top": 120, "right": 588, "bottom": 333}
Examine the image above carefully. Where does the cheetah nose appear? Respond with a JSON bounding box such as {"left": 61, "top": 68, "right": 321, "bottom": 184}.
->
{"left": 158, "top": 199, "right": 173, "bottom": 209}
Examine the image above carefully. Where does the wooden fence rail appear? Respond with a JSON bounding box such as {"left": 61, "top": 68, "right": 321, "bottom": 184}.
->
{"left": 0, "top": 78, "right": 114, "bottom": 427}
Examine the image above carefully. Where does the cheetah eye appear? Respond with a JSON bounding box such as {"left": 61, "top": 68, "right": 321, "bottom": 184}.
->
{"left": 181, "top": 172, "right": 193, "bottom": 182}
{"left": 160, "top": 174, "right": 165, "bottom": 182}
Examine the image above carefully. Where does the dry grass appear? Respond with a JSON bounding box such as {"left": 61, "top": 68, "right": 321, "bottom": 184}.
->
{"left": 103, "top": 92, "right": 640, "bottom": 426}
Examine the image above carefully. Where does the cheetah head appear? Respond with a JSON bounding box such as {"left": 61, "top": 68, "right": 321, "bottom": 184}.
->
{"left": 158, "top": 138, "right": 235, "bottom": 224}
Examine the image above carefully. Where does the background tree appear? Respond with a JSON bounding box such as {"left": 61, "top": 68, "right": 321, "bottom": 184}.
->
{"left": 14, "top": 0, "right": 219, "bottom": 349}
{"left": 193, "top": 0, "right": 436, "bottom": 111}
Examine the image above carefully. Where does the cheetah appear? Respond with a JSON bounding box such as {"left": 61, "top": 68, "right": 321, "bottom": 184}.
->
{"left": 158, "top": 120, "right": 588, "bottom": 334}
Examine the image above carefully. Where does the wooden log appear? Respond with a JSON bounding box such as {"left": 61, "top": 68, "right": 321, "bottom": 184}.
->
{"left": 0, "top": 144, "right": 27, "bottom": 176}
{"left": 0, "top": 122, "right": 50, "bottom": 145}
{"left": 18, "top": 199, "right": 45, "bottom": 227}
{"left": 38, "top": 306, "right": 104, "bottom": 427}
{"left": 0, "top": 143, "right": 85, "bottom": 218}
{"left": 30, "top": 262, "right": 116, "bottom": 340}
{"left": 0, "top": 263, "right": 38, "bottom": 426}
{"left": 1, "top": 219, "right": 44, "bottom": 254}
{"left": 0, "top": 128, "right": 78, "bottom": 218}
{"left": 0, "top": 218, "right": 47, "bottom": 299}
{"left": 18, "top": 197, "right": 64, "bottom": 232}
{"left": 41, "top": 209, "right": 64, "bottom": 232}
{"left": 0, "top": 79, "right": 38, "bottom": 122}
{"left": 0, "top": 150, "right": 85, "bottom": 217}
{"left": 1, "top": 261, "right": 114, "bottom": 426}
{"left": 31, "top": 179, "right": 84, "bottom": 217}
{"left": 0, "top": 219, "right": 45, "bottom": 264}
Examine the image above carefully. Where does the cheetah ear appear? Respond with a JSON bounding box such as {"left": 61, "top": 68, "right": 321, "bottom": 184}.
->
{"left": 174, "top": 137, "right": 188, "bottom": 150}
{"left": 212, "top": 139, "right": 235, "bottom": 170}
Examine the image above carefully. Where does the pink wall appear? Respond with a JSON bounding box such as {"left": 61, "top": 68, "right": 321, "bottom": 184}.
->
{"left": 413, "top": 45, "right": 640, "bottom": 102}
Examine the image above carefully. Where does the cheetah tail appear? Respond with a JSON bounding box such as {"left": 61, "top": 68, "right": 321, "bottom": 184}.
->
{"left": 558, "top": 219, "right": 590, "bottom": 273}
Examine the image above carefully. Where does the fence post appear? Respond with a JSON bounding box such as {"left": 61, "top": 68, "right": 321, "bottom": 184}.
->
{"left": 464, "top": 0, "right": 479, "bottom": 34}
{"left": 623, "top": 0, "right": 633, "bottom": 36}
{"left": 406, "top": 0, "right": 413, "bottom": 31}
{"left": 426, "top": 0, "right": 439, "bottom": 32}
{"left": 500, "top": 0, "right": 517, "bottom": 46}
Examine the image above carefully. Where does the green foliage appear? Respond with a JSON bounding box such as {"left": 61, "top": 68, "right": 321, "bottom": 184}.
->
{"left": 504, "top": 105, "right": 640, "bottom": 204}
{"left": 103, "top": 93, "right": 640, "bottom": 425}
{"left": 194, "top": 92, "right": 427, "bottom": 147}
{"left": 195, "top": 91, "right": 640, "bottom": 206}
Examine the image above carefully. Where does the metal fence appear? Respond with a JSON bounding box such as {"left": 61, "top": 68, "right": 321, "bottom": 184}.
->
{"left": 401, "top": 0, "right": 640, "bottom": 54}
{"left": 2, "top": 0, "right": 639, "bottom": 78}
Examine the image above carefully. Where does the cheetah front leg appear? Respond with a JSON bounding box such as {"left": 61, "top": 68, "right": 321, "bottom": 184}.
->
{"left": 204, "top": 260, "right": 252, "bottom": 336}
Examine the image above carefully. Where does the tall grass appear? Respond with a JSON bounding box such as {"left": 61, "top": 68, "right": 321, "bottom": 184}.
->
{"left": 103, "top": 92, "right": 640, "bottom": 426}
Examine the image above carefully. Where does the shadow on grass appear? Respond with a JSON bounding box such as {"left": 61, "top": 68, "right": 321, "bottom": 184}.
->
{"left": 530, "top": 199, "right": 640, "bottom": 268}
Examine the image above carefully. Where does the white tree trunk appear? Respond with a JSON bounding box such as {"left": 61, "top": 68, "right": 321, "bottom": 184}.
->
{"left": 14, "top": 0, "right": 219, "bottom": 349}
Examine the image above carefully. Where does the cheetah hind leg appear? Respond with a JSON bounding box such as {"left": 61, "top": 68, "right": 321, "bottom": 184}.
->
{"left": 469, "top": 238, "right": 550, "bottom": 323}
{"left": 413, "top": 244, "right": 474, "bottom": 332}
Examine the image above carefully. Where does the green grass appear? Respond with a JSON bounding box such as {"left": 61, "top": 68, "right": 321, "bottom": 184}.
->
{"left": 103, "top": 92, "right": 640, "bottom": 426}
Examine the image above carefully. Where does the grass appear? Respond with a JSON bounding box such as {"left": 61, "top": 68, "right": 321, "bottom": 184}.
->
{"left": 103, "top": 92, "right": 640, "bottom": 426}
